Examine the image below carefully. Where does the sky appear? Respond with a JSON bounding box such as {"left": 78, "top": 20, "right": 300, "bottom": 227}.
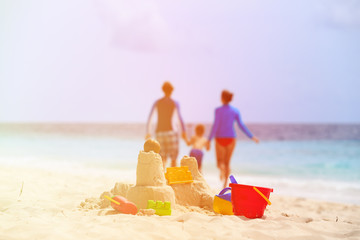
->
{"left": 0, "top": 0, "right": 359, "bottom": 123}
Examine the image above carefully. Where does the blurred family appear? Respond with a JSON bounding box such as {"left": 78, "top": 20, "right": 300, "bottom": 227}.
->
{"left": 146, "top": 82, "right": 259, "bottom": 188}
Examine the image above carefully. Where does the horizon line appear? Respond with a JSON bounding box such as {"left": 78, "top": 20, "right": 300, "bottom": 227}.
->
{"left": 1, "top": 121, "right": 360, "bottom": 125}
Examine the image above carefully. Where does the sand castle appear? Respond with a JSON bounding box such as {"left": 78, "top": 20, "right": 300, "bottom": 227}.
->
{"left": 126, "top": 139, "right": 176, "bottom": 209}
{"left": 121, "top": 139, "right": 215, "bottom": 210}
{"left": 80, "top": 139, "right": 215, "bottom": 212}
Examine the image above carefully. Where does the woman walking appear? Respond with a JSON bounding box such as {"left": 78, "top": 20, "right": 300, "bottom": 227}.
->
{"left": 206, "top": 90, "right": 259, "bottom": 188}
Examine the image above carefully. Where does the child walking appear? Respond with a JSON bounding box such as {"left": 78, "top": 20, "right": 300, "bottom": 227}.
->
{"left": 184, "top": 124, "right": 208, "bottom": 172}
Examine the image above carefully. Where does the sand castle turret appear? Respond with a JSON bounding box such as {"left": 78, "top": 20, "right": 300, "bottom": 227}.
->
{"left": 170, "top": 156, "right": 215, "bottom": 210}
{"left": 126, "top": 139, "right": 176, "bottom": 209}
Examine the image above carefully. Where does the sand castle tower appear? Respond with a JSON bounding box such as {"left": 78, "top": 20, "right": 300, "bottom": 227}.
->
{"left": 126, "top": 139, "right": 176, "bottom": 209}
{"left": 170, "top": 156, "right": 215, "bottom": 210}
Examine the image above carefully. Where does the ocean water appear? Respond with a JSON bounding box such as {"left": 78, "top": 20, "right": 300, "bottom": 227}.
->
{"left": 0, "top": 123, "right": 359, "bottom": 204}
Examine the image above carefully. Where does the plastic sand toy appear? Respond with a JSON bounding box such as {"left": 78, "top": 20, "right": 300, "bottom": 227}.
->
{"left": 213, "top": 175, "right": 273, "bottom": 218}
{"left": 213, "top": 187, "right": 233, "bottom": 215}
{"left": 213, "top": 175, "right": 237, "bottom": 215}
{"left": 104, "top": 195, "right": 138, "bottom": 215}
{"left": 165, "top": 166, "right": 193, "bottom": 185}
{"left": 147, "top": 200, "right": 171, "bottom": 216}
{"left": 229, "top": 184, "right": 273, "bottom": 218}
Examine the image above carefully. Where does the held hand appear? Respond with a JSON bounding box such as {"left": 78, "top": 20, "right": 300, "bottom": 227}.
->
{"left": 182, "top": 134, "right": 190, "bottom": 146}
{"left": 181, "top": 132, "right": 187, "bottom": 140}
{"left": 205, "top": 140, "right": 211, "bottom": 151}
{"left": 145, "top": 134, "right": 151, "bottom": 140}
{"left": 252, "top": 136, "right": 259, "bottom": 144}
{"left": 182, "top": 132, "right": 191, "bottom": 146}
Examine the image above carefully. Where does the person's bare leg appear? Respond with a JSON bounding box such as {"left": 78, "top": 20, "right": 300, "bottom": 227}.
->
{"left": 223, "top": 140, "right": 236, "bottom": 188}
{"left": 215, "top": 142, "right": 222, "bottom": 169}
{"left": 170, "top": 157, "right": 177, "bottom": 167}
{"left": 215, "top": 141, "right": 226, "bottom": 181}
{"left": 161, "top": 154, "right": 167, "bottom": 170}
{"left": 198, "top": 161, "right": 202, "bottom": 173}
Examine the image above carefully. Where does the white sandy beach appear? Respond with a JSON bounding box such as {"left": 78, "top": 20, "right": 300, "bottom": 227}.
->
{"left": 0, "top": 164, "right": 359, "bottom": 240}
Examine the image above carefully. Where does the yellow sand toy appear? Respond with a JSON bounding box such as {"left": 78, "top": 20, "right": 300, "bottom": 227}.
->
{"left": 147, "top": 200, "right": 171, "bottom": 216}
{"left": 213, "top": 187, "right": 233, "bottom": 215}
{"left": 213, "top": 175, "right": 237, "bottom": 215}
{"left": 165, "top": 166, "right": 193, "bottom": 185}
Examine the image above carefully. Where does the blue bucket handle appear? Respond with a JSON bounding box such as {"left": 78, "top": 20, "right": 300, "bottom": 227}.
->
{"left": 218, "top": 187, "right": 231, "bottom": 196}
{"left": 229, "top": 175, "right": 238, "bottom": 184}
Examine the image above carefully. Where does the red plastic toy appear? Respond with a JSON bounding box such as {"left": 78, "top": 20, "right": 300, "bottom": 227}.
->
{"left": 104, "top": 195, "right": 138, "bottom": 215}
{"left": 229, "top": 183, "right": 273, "bottom": 218}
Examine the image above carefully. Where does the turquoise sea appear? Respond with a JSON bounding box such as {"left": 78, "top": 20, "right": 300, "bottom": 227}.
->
{"left": 0, "top": 123, "right": 359, "bottom": 204}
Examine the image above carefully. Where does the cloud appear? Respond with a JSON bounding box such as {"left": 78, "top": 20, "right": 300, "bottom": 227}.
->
{"left": 94, "top": 0, "right": 170, "bottom": 52}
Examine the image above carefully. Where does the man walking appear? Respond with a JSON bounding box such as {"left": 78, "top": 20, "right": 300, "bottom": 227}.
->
{"left": 146, "top": 82, "right": 186, "bottom": 168}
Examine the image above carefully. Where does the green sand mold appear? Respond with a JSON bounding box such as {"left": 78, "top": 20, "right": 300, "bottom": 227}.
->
{"left": 147, "top": 200, "right": 171, "bottom": 216}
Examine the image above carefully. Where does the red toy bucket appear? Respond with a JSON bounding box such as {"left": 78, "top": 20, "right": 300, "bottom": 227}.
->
{"left": 230, "top": 183, "right": 273, "bottom": 218}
